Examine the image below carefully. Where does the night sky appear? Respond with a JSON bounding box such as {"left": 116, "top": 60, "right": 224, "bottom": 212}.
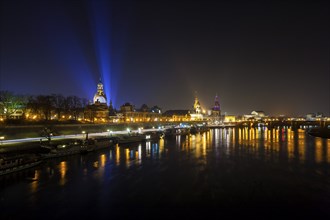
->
{"left": 1, "top": 0, "right": 329, "bottom": 116}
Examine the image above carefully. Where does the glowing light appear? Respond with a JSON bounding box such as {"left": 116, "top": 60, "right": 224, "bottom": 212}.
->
{"left": 88, "top": 0, "right": 117, "bottom": 105}
{"left": 59, "top": 161, "right": 67, "bottom": 186}
{"left": 100, "top": 154, "right": 106, "bottom": 167}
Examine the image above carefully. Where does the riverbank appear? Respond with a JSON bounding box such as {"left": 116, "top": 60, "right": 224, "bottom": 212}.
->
{"left": 0, "top": 122, "right": 180, "bottom": 140}
{"left": 0, "top": 122, "right": 178, "bottom": 154}
{"left": 0, "top": 129, "right": 160, "bottom": 154}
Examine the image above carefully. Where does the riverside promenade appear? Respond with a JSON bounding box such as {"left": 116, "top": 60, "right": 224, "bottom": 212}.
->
{"left": 0, "top": 127, "right": 165, "bottom": 153}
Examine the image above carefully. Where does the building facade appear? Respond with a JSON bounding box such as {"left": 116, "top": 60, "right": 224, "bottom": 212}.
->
{"left": 84, "top": 80, "right": 109, "bottom": 122}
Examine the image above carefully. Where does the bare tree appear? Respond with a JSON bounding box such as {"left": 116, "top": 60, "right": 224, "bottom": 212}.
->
{"left": 51, "top": 94, "right": 65, "bottom": 120}
{"left": 35, "top": 95, "right": 54, "bottom": 120}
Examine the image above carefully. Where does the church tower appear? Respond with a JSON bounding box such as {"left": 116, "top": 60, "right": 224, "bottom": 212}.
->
{"left": 193, "top": 96, "right": 201, "bottom": 114}
{"left": 212, "top": 94, "right": 220, "bottom": 112}
{"left": 211, "top": 94, "right": 221, "bottom": 123}
{"left": 93, "top": 79, "right": 107, "bottom": 104}
{"left": 190, "top": 93, "right": 203, "bottom": 121}
{"left": 84, "top": 79, "right": 109, "bottom": 123}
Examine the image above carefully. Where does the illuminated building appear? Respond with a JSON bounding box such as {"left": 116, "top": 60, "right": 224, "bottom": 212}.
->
{"left": 306, "top": 112, "right": 323, "bottom": 121}
{"left": 118, "top": 102, "right": 162, "bottom": 122}
{"left": 193, "top": 96, "right": 201, "bottom": 114}
{"left": 84, "top": 79, "right": 109, "bottom": 122}
{"left": 162, "top": 110, "right": 191, "bottom": 122}
{"left": 207, "top": 94, "right": 221, "bottom": 124}
{"left": 224, "top": 115, "right": 236, "bottom": 123}
{"left": 93, "top": 79, "right": 107, "bottom": 104}
{"left": 190, "top": 95, "right": 203, "bottom": 120}
{"left": 243, "top": 111, "right": 267, "bottom": 121}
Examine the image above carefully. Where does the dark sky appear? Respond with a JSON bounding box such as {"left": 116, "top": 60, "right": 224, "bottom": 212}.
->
{"left": 1, "top": 0, "right": 329, "bottom": 116}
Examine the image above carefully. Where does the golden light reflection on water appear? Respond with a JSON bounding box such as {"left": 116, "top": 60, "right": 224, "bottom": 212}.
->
{"left": 297, "top": 129, "right": 306, "bottom": 163}
{"left": 115, "top": 145, "right": 120, "bottom": 166}
{"left": 200, "top": 127, "right": 328, "bottom": 165}
{"left": 327, "top": 139, "right": 330, "bottom": 163}
{"left": 202, "top": 133, "right": 207, "bottom": 157}
{"left": 100, "top": 154, "right": 106, "bottom": 167}
{"left": 287, "top": 128, "right": 295, "bottom": 161}
{"left": 125, "top": 149, "right": 130, "bottom": 168}
{"left": 31, "top": 127, "right": 330, "bottom": 189}
{"left": 159, "top": 138, "right": 164, "bottom": 157}
{"left": 93, "top": 128, "right": 330, "bottom": 171}
{"left": 59, "top": 161, "right": 67, "bottom": 186}
{"left": 30, "top": 170, "right": 39, "bottom": 193}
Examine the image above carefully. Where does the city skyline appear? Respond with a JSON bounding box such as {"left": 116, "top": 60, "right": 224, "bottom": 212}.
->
{"left": 1, "top": 0, "right": 329, "bottom": 116}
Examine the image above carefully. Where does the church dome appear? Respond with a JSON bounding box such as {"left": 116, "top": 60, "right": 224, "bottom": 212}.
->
{"left": 93, "top": 80, "right": 107, "bottom": 104}
{"left": 93, "top": 94, "right": 107, "bottom": 104}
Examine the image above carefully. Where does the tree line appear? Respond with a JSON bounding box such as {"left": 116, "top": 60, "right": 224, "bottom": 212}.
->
{"left": 0, "top": 91, "right": 89, "bottom": 120}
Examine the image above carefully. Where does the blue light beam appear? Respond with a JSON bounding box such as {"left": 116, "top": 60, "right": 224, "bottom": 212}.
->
{"left": 88, "top": 0, "right": 114, "bottom": 106}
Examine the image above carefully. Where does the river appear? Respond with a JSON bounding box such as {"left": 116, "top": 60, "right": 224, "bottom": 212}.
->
{"left": 1, "top": 127, "right": 330, "bottom": 219}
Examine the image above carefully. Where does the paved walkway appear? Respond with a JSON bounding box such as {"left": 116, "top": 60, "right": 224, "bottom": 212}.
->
{"left": 0, "top": 128, "right": 165, "bottom": 146}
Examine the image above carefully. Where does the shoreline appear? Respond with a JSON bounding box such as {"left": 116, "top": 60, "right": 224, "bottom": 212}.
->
{"left": 0, "top": 121, "right": 180, "bottom": 140}
{"left": 0, "top": 122, "right": 178, "bottom": 154}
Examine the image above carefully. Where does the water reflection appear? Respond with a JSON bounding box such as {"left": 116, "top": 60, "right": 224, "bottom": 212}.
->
{"left": 1, "top": 127, "right": 330, "bottom": 219}
{"left": 40, "top": 128, "right": 330, "bottom": 172}
{"left": 59, "top": 161, "right": 67, "bottom": 186}
{"left": 29, "top": 170, "right": 39, "bottom": 193}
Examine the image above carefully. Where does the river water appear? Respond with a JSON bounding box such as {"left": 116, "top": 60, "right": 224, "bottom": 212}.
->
{"left": 1, "top": 127, "right": 330, "bottom": 219}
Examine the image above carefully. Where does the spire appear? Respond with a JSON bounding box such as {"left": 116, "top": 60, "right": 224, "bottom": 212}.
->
{"left": 193, "top": 91, "right": 201, "bottom": 114}
{"left": 213, "top": 94, "right": 220, "bottom": 111}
